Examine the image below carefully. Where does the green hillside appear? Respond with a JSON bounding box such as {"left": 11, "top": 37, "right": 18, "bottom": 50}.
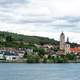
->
{"left": 0, "top": 31, "right": 77, "bottom": 48}
{"left": 0, "top": 31, "right": 59, "bottom": 48}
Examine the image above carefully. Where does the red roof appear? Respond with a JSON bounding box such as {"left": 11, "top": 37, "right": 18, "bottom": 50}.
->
{"left": 69, "top": 48, "right": 80, "bottom": 52}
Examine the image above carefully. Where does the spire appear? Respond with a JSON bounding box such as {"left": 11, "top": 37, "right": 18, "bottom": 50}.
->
{"left": 66, "top": 37, "right": 69, "bottom": 43}
{"left": 61, "top": 32, "right": 64, "bottom": 36}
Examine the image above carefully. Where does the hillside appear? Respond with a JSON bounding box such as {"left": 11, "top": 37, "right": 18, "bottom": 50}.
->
{"left": 0, "top": 31, "right": 59, "bottom": 48}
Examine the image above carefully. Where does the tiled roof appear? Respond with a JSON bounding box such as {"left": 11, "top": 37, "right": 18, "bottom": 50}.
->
{"left": 69, "top": 48, "right": 80, "bottom": 52}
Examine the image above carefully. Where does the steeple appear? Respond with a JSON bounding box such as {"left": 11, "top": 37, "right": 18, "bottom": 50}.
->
{"left": 60, "top": 32, "right": 65, "bottom": 50}
{"left": 65, "top": 37, "right": 70, "bottom": 54}
{"left": 66, "top": 37, "right": 69, "bottom": 44}
{"left": 60, "top": 32, "right": 64, "bottom": 36}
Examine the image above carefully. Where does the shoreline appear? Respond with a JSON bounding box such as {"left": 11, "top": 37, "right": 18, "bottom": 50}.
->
{"left": 0, "top": 60, "right": 80, "bottom": 63}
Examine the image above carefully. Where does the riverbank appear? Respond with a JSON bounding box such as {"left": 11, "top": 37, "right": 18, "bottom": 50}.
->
{"left": 0, "top": 59, "right": 80, "bottom": 63}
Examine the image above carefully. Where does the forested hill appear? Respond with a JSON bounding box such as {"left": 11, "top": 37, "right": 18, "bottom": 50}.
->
{"left": 0, "top": 31, "right": 77, "bottom": 48}
{"left": 0, "top": 31, "right": 59, "bottom": 48}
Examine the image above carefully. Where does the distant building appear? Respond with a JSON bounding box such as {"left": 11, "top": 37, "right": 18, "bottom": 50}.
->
{"left": 65, "top": 37, "right": 70, "bottom": 53}
{"left": 4, "top": 51, "right": 19, "bottom": 61}
{"left": 69, "top": 48, "right": 80, "bottom": 54}
{"left": 0, "top": 51, "right": 4, "bottom": 60}
{"left": 26, "top": 48, "right": 33, "bottom": 54}
{"left": 43, "top": 44, "right": 53, "bottom": 49}
{"left": 60, "top": 32, "right": 65, "bottom": 50}
{"left": 17, "top": 51, "right": 25, "bottom": 58}
{"left": 60, "top": 32, "right": 70, "bottom": 54}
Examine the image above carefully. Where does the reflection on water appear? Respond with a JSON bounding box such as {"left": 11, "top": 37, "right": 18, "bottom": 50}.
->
{"left": 0, "top": 63, "right": 80, "bottom": 80}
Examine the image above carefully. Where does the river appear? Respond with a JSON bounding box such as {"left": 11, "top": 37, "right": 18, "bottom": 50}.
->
{"left": 0, "top": 63, "right": 80, "bottom": 80}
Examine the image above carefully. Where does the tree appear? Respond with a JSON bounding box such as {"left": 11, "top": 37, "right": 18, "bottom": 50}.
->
{"left": 53, "top": 47, "right": 59, "bottom": 52}
{"left": 66, "top": 53, "right": 77, "bottom": 60}
{"left": 26, "top": 54, "right": 40, "bottom": 63}
{"left": 38, "top": 48, "right": 45, "bottom": 56}
{"left": 23, "top": 52, "right": 27, "bottom": 58}
{"left": 70, "top": 43, "right": 77, "bottom": 48}
{"left": 6, "top": 36, "right": 13, "bottom": 42}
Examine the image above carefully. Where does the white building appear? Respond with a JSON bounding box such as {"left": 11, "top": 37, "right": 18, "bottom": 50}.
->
{"left": 65, "top": 37, "right": 70, "bottom": 53}
{"left": 26, "top": 48, "right": 33, "bottom": 54}
{"left": 4, "top": 51, "right": 19, "bottom": 61}
{"left": 60, "top": 32, "right": 70, "bottom": 54}
{"left": 0, "top": 52, "right": 4, "bottom": 60}
{"left": 17, "top": 51, "right": 25, "bottom": 58}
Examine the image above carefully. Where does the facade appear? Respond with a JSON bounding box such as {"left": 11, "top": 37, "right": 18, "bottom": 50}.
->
{"left": 4, "top": 51, "right": 19, "bottom": 61}
{"left": 65, "top": 43, "right": 70, "bottom": 53}
{"left": 65, "top": 37, "right": 70, "bottom": 53}
{"left": 0, "top": 52, "right": 4, "bottom": 60}
{"left": 17, "top": 51, "right": 25, "bottom": 58}
{"left": 5, "top": 55, "right": 19, "bottom": 61}
{"left": 60, "top": 32, "right": 65, "bottom": 50}
{"left": 69, "top": 48, "right": 80, "bottom": 54}
{"left": 60, "top": 32, "right": 70, "bottom": 54}
{"left": 26, "top": 48, "right": 33, "bottom": 54}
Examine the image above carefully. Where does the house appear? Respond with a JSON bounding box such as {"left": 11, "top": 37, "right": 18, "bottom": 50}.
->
{"left": 34, "top": 44, "right": 41, "bottom": 48}
{"left": 69, "top": 48, "right": 80, "bottom": 54}
{"left": 4, "top": 51, "right": 19, "bottom": 61}
{"left": 0, "top": 51, "right": 4, "bottom": 60}
{"left": 42, "top": 44, "right": 54, "bottom": 52}
{"left": 43, "top": 44, "right": 54, "bottom": 49}
{"left": 17, "top": 51, "right": 25, "bottom": 58}
{"left": 26, "top": 48, "right": 33, "bottom": 54}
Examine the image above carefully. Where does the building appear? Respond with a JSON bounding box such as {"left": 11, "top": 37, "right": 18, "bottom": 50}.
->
{"left": 0, "top": 51, "right": 4, "bottom": 60}
{"left": 17, "top": 51, "right": 25, "bottom": 58}
{"left": 26, "top": 48, "right": 33, "bottom": 54}
{"left": 69, "top": 48, "right": 80, "bottom": 54}
{"left": 65, "top": 37, "right": 70, "bottom": 53}
{"left": 60, "top": 32, "right": 65, "bottom": 50}
{"left": 60, "top": 32, "right": 70, "bottom": 54}
{"left": 4, "top": 51, "right": 19, "bottom": 61}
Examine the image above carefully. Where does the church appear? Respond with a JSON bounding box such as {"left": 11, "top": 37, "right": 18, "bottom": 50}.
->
{"left": 60, "top": 32, "right": 70, "bottom": 54}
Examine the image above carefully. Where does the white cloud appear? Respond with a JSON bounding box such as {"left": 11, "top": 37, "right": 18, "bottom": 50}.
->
{"left": 0, "top": 0, "right": 80, "bottom": 43}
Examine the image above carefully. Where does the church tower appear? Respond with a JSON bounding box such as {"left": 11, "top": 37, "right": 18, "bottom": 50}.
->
{"left": 65, "top": 37, "right": 70, "bottom": 53}
{"left": 60, "top": 32, "right": 65, "bottom": 50}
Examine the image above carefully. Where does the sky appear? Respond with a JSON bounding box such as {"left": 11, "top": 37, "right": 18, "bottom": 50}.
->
{"left": 0, "top": 0, "right": 80, "bottom": 43}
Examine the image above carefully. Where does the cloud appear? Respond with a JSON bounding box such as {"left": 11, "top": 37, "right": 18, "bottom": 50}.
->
{"left": 0, "top": 0, "right": 26, "bottom": 6}
{"left": 0, "top": 0, "right": 80, "bottom": 43}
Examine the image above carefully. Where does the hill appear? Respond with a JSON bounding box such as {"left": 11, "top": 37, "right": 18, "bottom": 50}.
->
{"left": 0, "top": 31, "right": 59, "bottom": 48}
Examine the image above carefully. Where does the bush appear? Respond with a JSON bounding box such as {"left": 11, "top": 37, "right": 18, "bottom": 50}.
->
{"left": 26, "top": 54, "right": 40, "bottom": 63}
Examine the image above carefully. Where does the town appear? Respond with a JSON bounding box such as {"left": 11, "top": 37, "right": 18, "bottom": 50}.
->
{"left": 0, "top": 32, "right": 80, "bottom": 63}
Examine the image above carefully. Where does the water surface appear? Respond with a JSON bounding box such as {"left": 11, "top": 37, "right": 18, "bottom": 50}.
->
{"left": 0, "top": 63, "right": 80, "bottom": 80}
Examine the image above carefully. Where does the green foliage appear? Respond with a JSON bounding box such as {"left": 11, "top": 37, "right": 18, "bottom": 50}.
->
{"left": 23, "top": 52, "right": 27, "bottom": 58}
{"left": 26, "top": 54, "right": 40, "bottom": 63}
{"left": 38, "top": 48, "right": 45, "bottom": 56}
{"left": 6, "top": 36, "right": 13, "bottom": 42}
{"left": 0, "top": 31, "right": 60, "bottom": 47}
{"left": 49, "top": 39, "right": 59, "bottom": 45}
{"left": 70, "top": 43, "right": 77, "bottom": 48}
{"left": 23, "top": 52, "right": 77, "bottom": 63}
{"left": 0, "top": 31, "right": 78, "bottom": 48}
{"left": 43, "top": 57, "right": 47, "bottom": 63}
{"left": 66, "top": 53, "right": 77, "bottom": 60}
{"left": 53, "top": 47, "right": 59, "bottom": 52}
{"left": 47, "top": 55, "right": 67, "bottom": 63}
{"left": 47, "top": 55, "right": 54, "bottom": 63}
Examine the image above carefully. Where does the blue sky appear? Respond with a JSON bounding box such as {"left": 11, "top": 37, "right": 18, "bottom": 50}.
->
{"left": 0, "top": 0, "right": 80, "bottom": 43}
